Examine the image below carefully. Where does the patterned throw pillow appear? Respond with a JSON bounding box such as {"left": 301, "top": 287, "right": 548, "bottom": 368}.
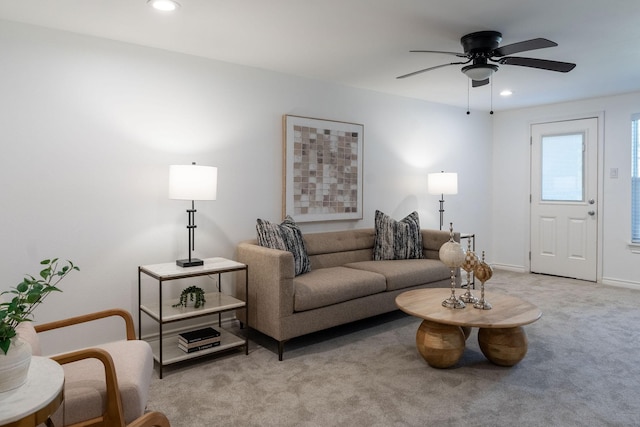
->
{"left": 256, "top": 216, "right": 311, "bottom": 276}
{"left": 373, "top": 210, "right": 424, "bottom": 260}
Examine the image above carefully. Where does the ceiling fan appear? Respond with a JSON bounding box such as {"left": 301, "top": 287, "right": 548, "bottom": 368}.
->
{"left": 397, "top": 31, "right": 576, "bottom": 87}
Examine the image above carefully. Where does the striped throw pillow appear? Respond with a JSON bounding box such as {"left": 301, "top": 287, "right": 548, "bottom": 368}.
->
{"left": 373, "top": 210, "right": 424, "bottom": 260}
{"left": 256, "top": 216, "right": 311, "bottom": 276}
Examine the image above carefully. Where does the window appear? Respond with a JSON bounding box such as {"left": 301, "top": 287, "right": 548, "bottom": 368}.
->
{"left": 633, "top": 114, "right": 640, "bottom": 243}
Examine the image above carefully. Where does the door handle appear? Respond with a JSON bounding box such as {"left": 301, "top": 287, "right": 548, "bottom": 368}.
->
{"left": 588, "top": 210, "right": 595, "bottom": 216}
{"left": 588, "top": 199, "right": 595, "bottom": 205}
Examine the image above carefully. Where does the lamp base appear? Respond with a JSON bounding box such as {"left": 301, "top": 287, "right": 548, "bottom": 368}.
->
{"left": 176, "top": 258, "right": 204, "bottom": 267}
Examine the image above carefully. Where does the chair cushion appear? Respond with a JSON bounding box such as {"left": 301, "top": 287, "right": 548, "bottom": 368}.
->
{"left": 293, "top": 267, "right": 386, "bottom": 311}
{"left": 49, "top": 339, "right": 153, "bottom": 426}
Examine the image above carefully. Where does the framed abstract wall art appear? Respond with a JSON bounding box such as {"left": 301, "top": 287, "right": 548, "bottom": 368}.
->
{"left": 283, "top": 115, "right": 364, "bottom": 223}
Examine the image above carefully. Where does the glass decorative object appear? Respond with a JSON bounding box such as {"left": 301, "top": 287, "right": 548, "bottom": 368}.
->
{"left": 438, "top": 223, "right": 466, "bottom": 309}
{"left": 459, "top": 239, "right": 478, "bottom": 304}
{"left": 473, "top": 251, "right": 493, "bottom": 310}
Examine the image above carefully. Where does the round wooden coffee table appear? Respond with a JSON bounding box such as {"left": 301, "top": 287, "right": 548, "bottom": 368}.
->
{"left": 396, "top": 288, "right": 542, "bottom": 368}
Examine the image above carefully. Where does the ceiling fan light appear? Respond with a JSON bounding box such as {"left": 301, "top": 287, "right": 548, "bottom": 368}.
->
{"left": 461, "top": 64, "right": 498, "bottom": 81}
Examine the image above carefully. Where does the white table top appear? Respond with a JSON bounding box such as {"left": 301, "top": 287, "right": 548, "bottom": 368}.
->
{"left": 140, "top": 257, "right": 246, "bottom": 279}
{"left": 0, "top": 356, "right": 64, "bottom": 425}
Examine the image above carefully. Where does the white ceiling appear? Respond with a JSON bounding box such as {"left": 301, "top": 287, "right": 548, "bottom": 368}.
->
{"left": 1, "top": 0, "right": 639, "bottom": 111}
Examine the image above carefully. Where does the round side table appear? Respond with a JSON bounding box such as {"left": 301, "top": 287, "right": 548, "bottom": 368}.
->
{"left": 0, "top": 356, "right": 64, "bottom": 427}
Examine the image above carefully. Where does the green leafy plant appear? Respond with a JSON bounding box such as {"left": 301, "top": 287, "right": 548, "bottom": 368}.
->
{"left": 172, "top": 285, "right": 206, "bottom": 309}
{"left": 0, "top": 258, "right": 79, "bottom": 355}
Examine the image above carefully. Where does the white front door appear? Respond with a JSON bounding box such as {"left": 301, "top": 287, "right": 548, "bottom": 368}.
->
{"left": 530, "top": 118, "right": 599, "bottom": 281}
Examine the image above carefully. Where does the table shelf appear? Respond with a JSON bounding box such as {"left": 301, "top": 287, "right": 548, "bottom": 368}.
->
{"left": 138, "top": 257, "right": 248, "bottom": 378}
{"left": 140, "top": 292, "right": 245, "bottom": 323}
{"left": 147, "top": 328, "right": 246, "bottom": 365}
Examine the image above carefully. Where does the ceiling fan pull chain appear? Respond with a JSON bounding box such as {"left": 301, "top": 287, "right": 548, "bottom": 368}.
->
{"left": 490, "top": 78, "right": 494, "bottom": 115}
{"left": 466, "top": 79, "right": 470, "bottom": 115}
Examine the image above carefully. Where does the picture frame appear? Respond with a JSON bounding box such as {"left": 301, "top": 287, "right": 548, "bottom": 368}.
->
{"left": 283, "top": 115, "right": 364, "bottom": 223}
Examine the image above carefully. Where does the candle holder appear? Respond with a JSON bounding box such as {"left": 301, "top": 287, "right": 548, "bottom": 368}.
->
{"left": 473, "top": 251, "right": 493, "bottom": 310}
{"left": 439, "top": 223, "right": 466, "bottom": 309}
{"left": 459, "top": 239, "right": 478, "bottom": 304}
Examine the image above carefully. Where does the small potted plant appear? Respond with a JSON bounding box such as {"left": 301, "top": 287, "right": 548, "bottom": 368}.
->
{"left": 173, "top": 285, "right": 206, "bottom": 309}
{"left": 0, "top": 258, "right": 79, "bottom": 391}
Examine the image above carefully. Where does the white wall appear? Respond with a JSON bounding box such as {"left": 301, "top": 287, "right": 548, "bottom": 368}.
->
{"left": 0, "top": 21, "right": 493, "bottom": 352}
{"left": 492, "top": 92, "right": 640, "bottom": 287}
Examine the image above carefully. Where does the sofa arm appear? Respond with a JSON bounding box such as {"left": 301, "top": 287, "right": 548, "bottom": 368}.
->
{"left": 421, "top": 229, "right": 460, "bottom": 259}
{"left": 236, "top": 242, "right": 295, "bottom": 340}
{"left": 421, "top": 229, "right": 462, "bottom": 286}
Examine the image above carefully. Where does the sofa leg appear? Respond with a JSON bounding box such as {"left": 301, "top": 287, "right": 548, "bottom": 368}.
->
{"left": 278, "top": 341, "right": 285, "bottom": 361}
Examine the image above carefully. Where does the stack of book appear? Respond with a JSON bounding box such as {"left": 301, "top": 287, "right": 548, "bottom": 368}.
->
{"left": 178, "top": 327, "right": 221, "bottom": 353}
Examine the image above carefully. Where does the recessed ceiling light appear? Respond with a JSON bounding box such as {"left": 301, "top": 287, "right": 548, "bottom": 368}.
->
{"left": 148, "top": 0, "right": 181, "bottom": 12}
{"left": 500, "top": 89, "right": 513, "bottom": 97}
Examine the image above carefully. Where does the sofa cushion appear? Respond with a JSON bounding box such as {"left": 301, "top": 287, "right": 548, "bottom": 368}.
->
{"left": 293, "top": 267, "right": 386, "bottom": 312}
{"left": 373, "top": 210, "right": 424, "bottom": 260}
{"left": 256, "top": 215, "right": 311, "bottom": 276}
{"left": 344, "top": 259, "right": 450, "bottom": 291}
{"left": 303, "top": 229, "right": 375, "bottom": 255}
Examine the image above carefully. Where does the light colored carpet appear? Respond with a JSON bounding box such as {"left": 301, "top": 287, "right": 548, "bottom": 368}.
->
{"left": 146, "top": 270, "right": 640, "bottom": 426}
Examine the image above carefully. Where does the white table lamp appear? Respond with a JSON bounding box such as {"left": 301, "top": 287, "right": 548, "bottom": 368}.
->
{"left": 169, "top": 162, "right": 217, "bottom": 267}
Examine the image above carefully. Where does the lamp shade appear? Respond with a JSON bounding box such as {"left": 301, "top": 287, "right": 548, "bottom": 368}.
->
{"left": 169, "top": 164, "right": 217, "bottom": 201}
{"left": 428, "top": 172, "right": 458, "bottom": 195}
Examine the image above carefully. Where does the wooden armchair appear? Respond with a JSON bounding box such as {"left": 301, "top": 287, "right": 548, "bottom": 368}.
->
{"left": 18, "top": 309, "right": 169, "bottom": 427}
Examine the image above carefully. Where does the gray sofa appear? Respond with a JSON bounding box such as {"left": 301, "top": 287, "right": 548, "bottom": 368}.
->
{"left": 236, "top": 228, "right": 459, "bottom": 360}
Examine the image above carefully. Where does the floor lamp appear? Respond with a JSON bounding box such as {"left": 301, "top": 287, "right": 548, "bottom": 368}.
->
{"left": 169, "top": 162, "right": 217, "bottom": 267}
{"left": 428, "top": 171, "right": 458, "bottom": 230}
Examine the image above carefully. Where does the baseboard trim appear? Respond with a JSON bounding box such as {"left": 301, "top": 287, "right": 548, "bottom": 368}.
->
{"left": 481, "top": 265, "right": 639, "bottom": 290}
{"left": 491, "top": 263, "right": 526, "bottom": 273}
{"left": 601, "top": 277, "right": 640, "bottom": 290}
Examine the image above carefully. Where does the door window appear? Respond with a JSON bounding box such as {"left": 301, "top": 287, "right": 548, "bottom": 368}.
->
{"left": 541, "top": 133, "right": 584, "bottom": 202}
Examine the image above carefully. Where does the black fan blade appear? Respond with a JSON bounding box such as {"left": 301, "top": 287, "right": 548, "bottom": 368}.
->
{"left": 410, "top": 50, "right": 468, "bottom": 58}
{"left": 493, "top": 38, "right": 557, "bottom": 57}
{"left": 472, "top": 78, "right": 490, "bottom": 87}
{"left": 498, "top": 56, "right": 576, "bottom": 73}
{"left": 396, "top": 62, "right": 468, "bottom": 79}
